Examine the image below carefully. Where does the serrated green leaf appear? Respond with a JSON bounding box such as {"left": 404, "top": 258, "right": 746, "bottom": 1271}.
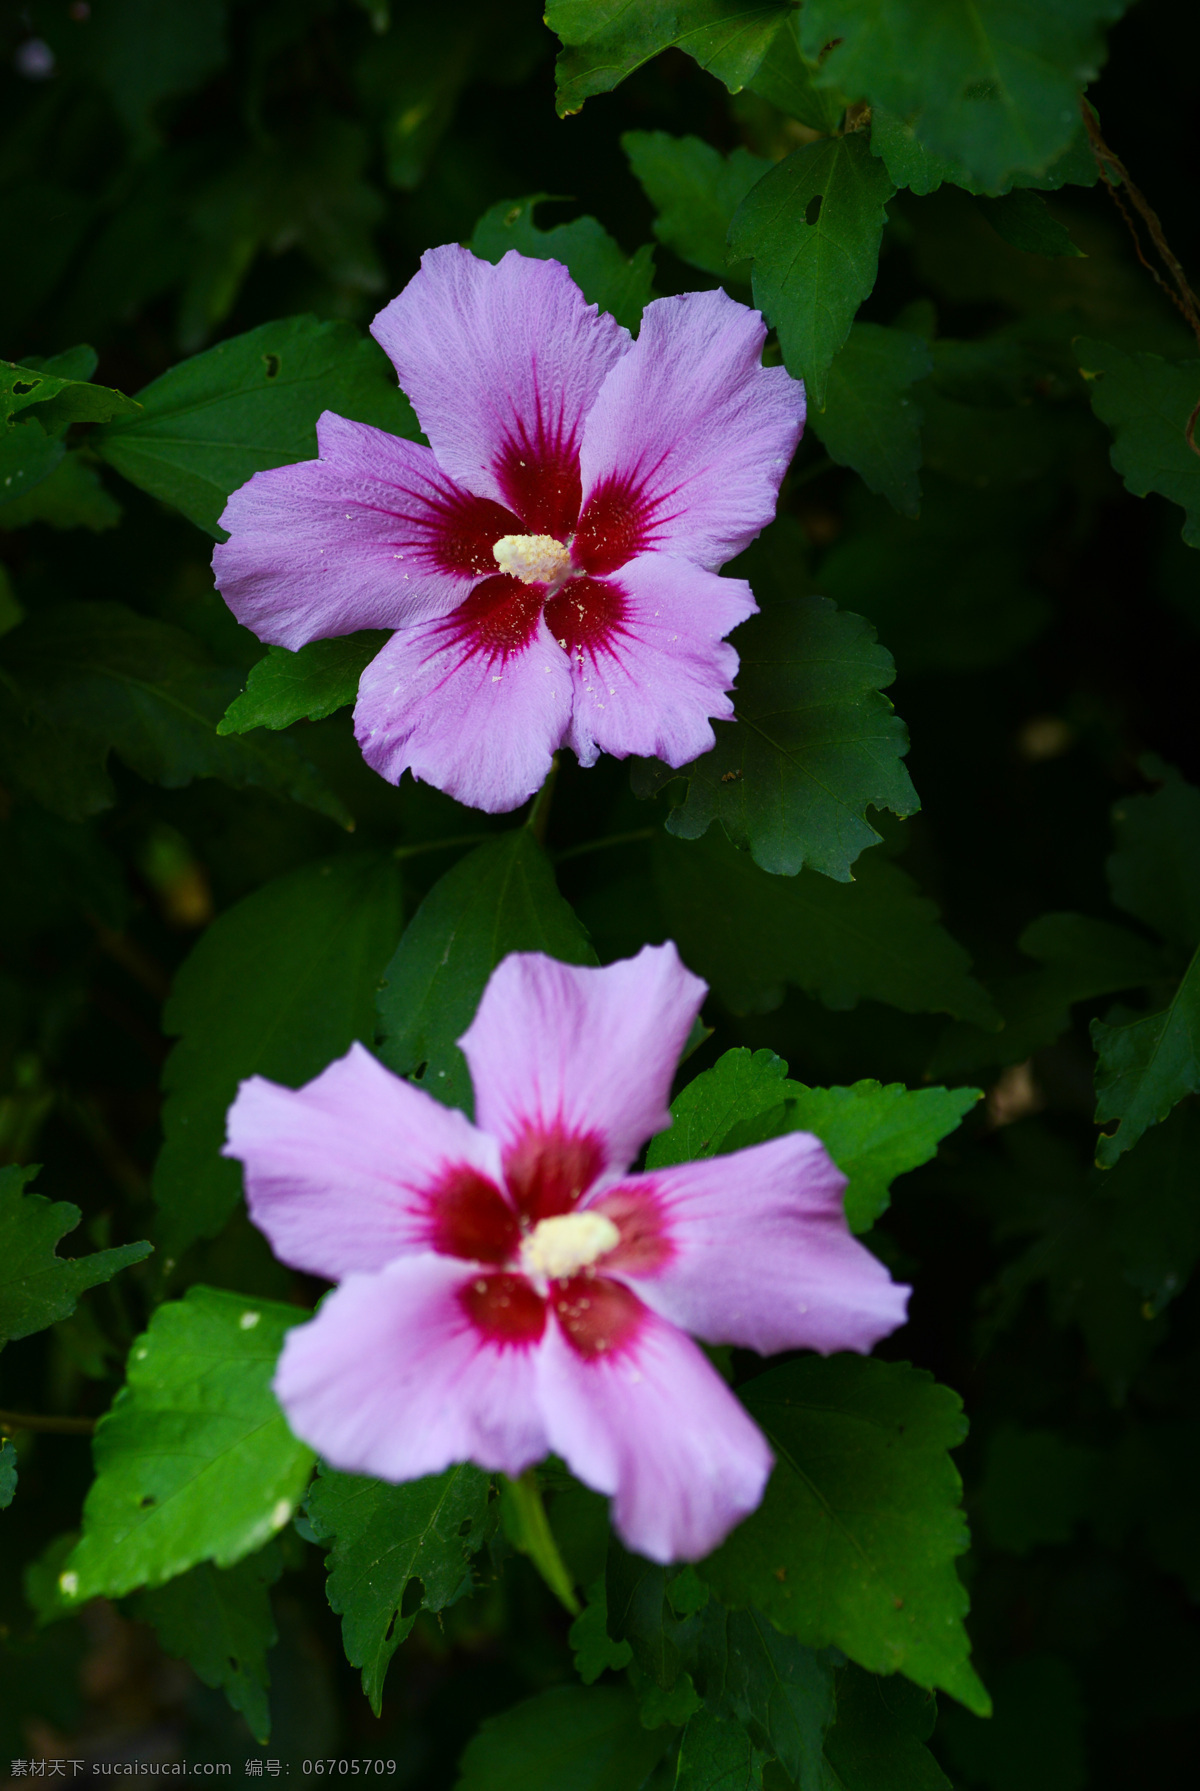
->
{"left": 61, "top": 1287, "right": 315, "bottom": 1604}
{"left": 729, "top": 135, "right": 895, "bottom": 407}
{"left": 700, "top": 1355, "right": 988, "bottom": 1714}
{"left": 548, "top": 1, "right": 794, "bottom": 117}
{"left": 455, "top": 1683, "right": 670, "bottom": 1790}
{"left": 1106, "top": 760, "right": 1200, "bottom": 957}
{"left": 622, "top": 132, "right": 771, "bottom": 278}
{"left": 0, "top": 1165, "right": 151, "bottom": 1348}
{"left": 0, "top": 601, "right": 349, "bottom": 826}
{"left": 156, "top": 852, "right": 403, "bottom": 1255}
{"left": 1076, "top": 339, "right": 1200, "bottom": 547}
{"left": 976, "top": 190, "right": 1083, "bottom": 257}
{"left": 128, "top": 1545, "right": 282, "bottom": 1744}
{"left": 634, "top": 597, "right": 917, "bottom": 879}
{"left": 471, "top": 197, "right": 655, "bottom": 334}
{"left": 801, "top": 1, "right": 1126, "bottom": 191}
{"left": 812, "top": 324, "right": 933, "bottom": 516}
{"left": 653, "top": 829, "right": 997, "bottom": 1026}
{"left": 571, "top": 1578, "right": 635, "bottom": 1684}
{"left": 376, "top": 830, "right": 595, "bottom": 1116}
{"left": 0, "top": 452, "right": 122, "bottom": 532}
{"left": 700, "top": 1606, "right": 836, "bottom": 1785}
{"left": 93, "top": 315, "right": 418, "bottom": 538}
{"left": 218, "top": 632, "right": 389, "bottom": 734}
{"left": 1091, "top": 947, "right": 1200, "bottom": 1167}
{"left": 307, "top": 1462, "right": 493, "bottom": 1715}
{"left": 647, "top": 1047, "right": 978, "bottom": 1231}
{"left": 676, "top": 1708, "right": 770, "bottom": 1789}
{"left": 930, "top": 911, "right": 1167, "bottom": 1079}
{"left": 0, "top": 1439, "right": 17, "bottom": 1510}
{"left": 823, "top": 1665, "right": 950, "bottom": 1790}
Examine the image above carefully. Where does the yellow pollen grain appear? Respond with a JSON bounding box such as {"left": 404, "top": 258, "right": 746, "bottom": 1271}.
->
{"left": 493, "top": 533, "right": 572, "bottom": 587}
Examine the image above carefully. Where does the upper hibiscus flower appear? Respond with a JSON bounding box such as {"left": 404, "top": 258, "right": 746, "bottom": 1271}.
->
{"left": 211, "top": 247, "right": 806, "bottom": 813}
{"left": 224, "top": 944, "right": 908, "bottom": 1564}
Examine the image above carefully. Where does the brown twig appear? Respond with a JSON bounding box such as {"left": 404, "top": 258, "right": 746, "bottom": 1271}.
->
{"left": 0, "top": 1408, "right": 96, "bottom": 1436}
{"left": 1081, "top": 101, "right": 1200, "bottom": 457}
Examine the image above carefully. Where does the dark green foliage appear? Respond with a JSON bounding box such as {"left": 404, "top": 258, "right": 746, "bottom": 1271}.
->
{"left": 622, "top": 132, "right": 770, "bottom": 279}
{"left": 471, "top": 197, "right": 655, "bottom": 332}
{"left": 0, "top": 1437, "right": 16, "bottom": 1510}
{"left": 454, "top": 1682, "right": 670, "bottom": 1788}
{"left": 0, "top": 1165, "right": 150, "bottom": 1347}
{"left": 811, "top": 324, "right": 933, "bottom": 516}
{"left": 1077, "top": 340, "right": 1200, "bottom": 545}
{"left": 218, "top": 633, "right": 391, "bottom": 734}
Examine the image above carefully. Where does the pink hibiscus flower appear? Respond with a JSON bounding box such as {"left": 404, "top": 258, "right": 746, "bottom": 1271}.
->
{"left": 224, "top": 944, "right": 908, "bottom": 1564}
{"left": 211, "top": 246, "right": 805, "bottom": 814}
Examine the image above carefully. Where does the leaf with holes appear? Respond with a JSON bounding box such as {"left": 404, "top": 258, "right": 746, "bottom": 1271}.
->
{"left": 0, "top": 1165, "right": 151, "bottom": 1349}
{"left": 60, "top": 1287, "right": 314, "bottom": 1603}
{"left": 156, "top": 852, "right": 403, "bottom": 1254}
{"left": 376, "top": 831, "right": 595, "bottom": 1116}
{"left": 634, "top": 596, "right": 917, "bottom": 880}
{"left": 700, "top": 1355, "right": 988, "bottom": 1714}
{"left": 306, "top": 1463, "right": 494, "bottom": 1714}
{"left": 729, "top": 135, "right": 895, "bottom": 407}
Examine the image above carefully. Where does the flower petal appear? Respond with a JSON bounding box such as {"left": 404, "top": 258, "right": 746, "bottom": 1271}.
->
{"left": 371, "top": 245, "right": 630, "bottom": 532}
{"left": 274, "top": 1255, "right": 549, "bottom": 1481}
{"left": 224, "top": 1042, "right": 502, "bottom": 1279}
{"left": 352, "top": 587, "right": 572, "bottom": 812}
{"left": 213, "top": 414, "right": 521, "bottom": 651}
{"left": 537, "top": 1299, "right": 773, "bottom": 1562}
{"left": 578, "top": 288, "right": 805, "bottom": 571}
{"left": 459, "top": 945, "right": 706, "bottom": 1178}
{"left": 598, "top": 1135, "right": 911, "bottom": 1355}
{"left": 549, "top": 553, "right": 756, "bottom": 770}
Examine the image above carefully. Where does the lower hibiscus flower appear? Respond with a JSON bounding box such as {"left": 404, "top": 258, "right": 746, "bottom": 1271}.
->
{"left": 224, "top": 944, "right": 909, "bottom": 1563}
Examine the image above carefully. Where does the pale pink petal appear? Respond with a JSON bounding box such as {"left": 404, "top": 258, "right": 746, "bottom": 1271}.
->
{"left": 213, "top": 414, "right": 522, "bottom": 650}
{"left": 274, "top": 1255, "right": 549, "bottom": 1480}
{"left": 352, "top": 584, "right": 572, "bottom": 812}
{"left": 550, "top": 554, "right": 756, "bottom": 770}
{"left": 371, "top": 246, "right": 629, "bottom": 530}
{"left": 459, "top": 946, "right": 706, "bottom": 1178}
{"left": 224, "top": 1043, "right": 503, "bottom": 1279}
{"left": 593, "top": 1135, "right": 910, "bottom": 1355}
{"left": 537, "top": 1302, "right": 772, "bottom": 1562}
{"left": 577, "top": 288, "right": 805, "bottom": 571}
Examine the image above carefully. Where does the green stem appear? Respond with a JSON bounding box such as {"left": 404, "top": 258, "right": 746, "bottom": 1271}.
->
{"left": 392, "top": 831, "right": 492, "bottom": 863}
{"left": 553, "top": 827, "right": 656, "bottom": 865}
{"left": 499, "top": 1469, "right": 580, "bottom": 1616}
{"left": 525, "top": 756, "right": 560, "bottom": 848}
{"left": 0, "top": 1409, "right": 95, "bottom": 1436}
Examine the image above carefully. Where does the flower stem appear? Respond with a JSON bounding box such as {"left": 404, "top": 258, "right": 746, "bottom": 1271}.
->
{"left": 0, "top": 1409, "right": 96, "bottom": 1436}
{"left": 525, "top": 756, "right": 559, "bottom": 848}
{"left": 392, "top": 832, "right": 493, "bottom": 862}
{"left": 499, "top": 1470, "right": 580, "bottom": 1616}
{"left": 553, "top": 827, "right": 656, "bottom": 865}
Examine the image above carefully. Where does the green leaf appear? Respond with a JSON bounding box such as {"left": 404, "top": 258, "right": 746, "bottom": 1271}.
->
{"left": 700, "top": 1606, "right": 836, "bottom": 1785}
{"left": 744, "top": 15, "right": 848, "bottom": 130}
{"left": 811, "top": 324, "right": 933, "bottom": 517}
{"left": 822, "top": 1665, "right": 949, "bottom": 1790}
{"left": 0, "top": 1164, "right": 151, "bottom": 1349}
{"left": 2, "top": 357, "right": 141, "bottom": 435}
{"left": 1106, "top": 760, "right": 1200, "bottom": 957}
{"left": 975, "top": 1426, "right": 1099, "bottom": 1554}
{"left": 571, "top": 1579, "right": 635, "bottom": 1684}
{"left": 548, "top": 1, "right": 794, "bottom": 117}
{"left": 217, "top": 632, "right": 389, "bottom": 734}
{"left": 128, "top": 1545, "right": 282, "bottom": 1744}
{"left": 868, "top": 108, "right": 966, "bottom": 197}
{"left": 728, "top": 135, "right": 895, "bottom": 407}
{"left": 647, "top": 1048, "right": 979, "bottom": 1231}
{"left": 652, "top": 830, "right": 997, "bottom": 1026}
{"left": 929, "top": 911, "right": 1167, "bottom": 1079}
{"left": 1103, "top": 1100, "right": 1200, "bottom": 1315}
{"left": 800, "top": 1, "right": 1126, "bottom": 191}
{"left": 376, "top": 831, "right": 595, "bottom": 1116}
{"left": 470, "top": 197, "right": 654, "bottom": 334}
{"left": 88, "top": 0, "right": 228, "bottom": 133}
{"left": 621, "top": 132, "right": 771, "bottom": 278}
{"left": 455, "top": 1683, "right": 670, "bottom": 1790}
{"left": 1076, "top": 339, "right": 1200, "bottom": 547}
{"left": 700, "top": 1354, "right": 988, "bottom": 1715}
{"left": 1091, "top": 946, "right": 1200, "bottom": 1167}
{"left": 0, "top": 1439, "right": 17, "bottom": 1510}
{"left": 307, "top": 1462, "right": 494, "bottom": 1715}
{"left": 0, "top": 452, "right": 122, "bottom": 532}
{"left": 156, "top": 852, "right": 403, "bottom": 1255}
{"left": 976, "top": 191, "right": 1083, "bottom": 257}
{"left": 634, "top": 597, "right": 918, "bottom": 879}
{"left": 500, "top": 1470, "right": 581, "bottom": 1615}
{"left": 93, "top": 315, "right": 418, "bottom": 538}
{"left": 60, "top": 1286, "right": 315, "bottom": 1604}
{"left": 676, "top": 1709, "right": 770, "bottom": 1789}
{"left": 0, "top": 601, "right": 349, "bottom": 826}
